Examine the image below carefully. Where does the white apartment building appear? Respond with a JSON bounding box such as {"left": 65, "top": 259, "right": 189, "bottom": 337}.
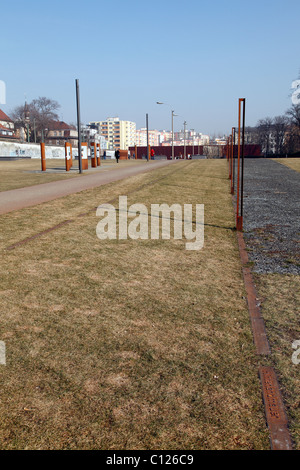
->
{"left": 81, "top": 125, "right": 109, "bottom": 149}
{"left": 158, "top": 130, "right": 172, "bottom": 144}
{"left": 136, "top": 128, "right": 160, "bottom": 146}
{"left": 90, "top": 117, "right": 136, "bottom": 150}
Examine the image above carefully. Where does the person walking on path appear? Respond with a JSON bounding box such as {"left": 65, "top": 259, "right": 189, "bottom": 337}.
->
{"left": 115, "top": 149, "right": 120, "bottom": 163}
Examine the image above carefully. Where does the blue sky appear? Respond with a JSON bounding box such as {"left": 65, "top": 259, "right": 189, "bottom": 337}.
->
{"left": 1, "top": 0, "right": 299, "bottom": 135}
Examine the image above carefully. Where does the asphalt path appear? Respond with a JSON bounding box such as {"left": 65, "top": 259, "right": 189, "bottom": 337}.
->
{"left": 0, "top": 160, "right": 177, "bottom": 216}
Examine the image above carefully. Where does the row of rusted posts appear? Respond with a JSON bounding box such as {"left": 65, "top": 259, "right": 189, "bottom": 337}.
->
{"left": 227, "top": 98, "right": 246, "bottom": 231}
{"left": 40, "top": 141, "right": 102, "bottom": 172}
{"left": 77, "top": 142, "right": 101, "bottom": 171}
{"left": 132, "top": 145, "right": 152, "bottom": 160}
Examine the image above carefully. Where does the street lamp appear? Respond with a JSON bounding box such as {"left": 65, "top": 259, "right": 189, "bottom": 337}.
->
{"left": 183, "top": 121, "right": 187, "bottom": 159}
{"left": 156, "top": 102, "right": 178, "bottom": 160}
{"left": 191, "top": 128, "right": 194, "bottom": 155}
{"left": 146, "top": 113, "right": 149, "bottom": 161}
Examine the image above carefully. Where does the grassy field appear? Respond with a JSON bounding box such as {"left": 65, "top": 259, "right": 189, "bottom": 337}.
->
{"left": 0, "top": 159, "right": 281, "bottom": 449}
{"left": 0, "top": 158, "right": 145, "bottom": 192}
{"left": 274, "top": 157, "right": 300, "bottom": 173}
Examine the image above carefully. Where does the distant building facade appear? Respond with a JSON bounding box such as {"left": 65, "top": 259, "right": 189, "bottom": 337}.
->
{"left": 0, "top": 109, "right": 16, "bottom": 140}
{"left": 159, "top": 129, "right": 210, "bottom": 147}
{"left": 44, "top": 121, "right": 78, "bottom": 146}
{"left": 82, "top": 124, "right": 109, "bottom": 150}
{"left": 136, "top": 128, "right": 160, "bottom": 146}
{"left": 90, "top": 117, "right": 136, "bottom": 150}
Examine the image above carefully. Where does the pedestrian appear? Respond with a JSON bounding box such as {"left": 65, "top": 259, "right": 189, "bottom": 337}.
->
{"left": 115, "top": 149, "right": 120, "bottom": 163}
{"left": 151, "top": 148, "right": 155, "bottom": 160}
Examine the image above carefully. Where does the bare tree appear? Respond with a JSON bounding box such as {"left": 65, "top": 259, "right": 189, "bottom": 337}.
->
{"left": 285, "top": 104, "right": 300, "bottom": 153}
{"left": 257, "top": 117, "right": 273, "bottom": 156}
{"left": 273, "top": 115, "right": 288, "bottom": 155}
{"left": 11, "top": 97, "right": 60, "bottom": 143}
{"left": 31, "top": 97, "right": 60, "bottom": 135}
{"left": 286, "top": 104, "right": 300, "bottom": 129}
{"left": 11, "top": 103, "right": 33, "bottom": 142}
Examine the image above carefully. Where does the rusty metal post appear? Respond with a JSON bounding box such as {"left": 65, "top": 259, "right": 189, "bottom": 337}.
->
{"left": 40, "top": 143, "right": 46, "bottom": 171}
{"left": 91, "top": 142, "right": 97, "bottom": 168}
{"left": 81, "top": 142, "right": 88, "bottom": 170}
{"left": 236, "top": 99, "right": 245, "bottom": 231}
{"left": 96, "top": 143, "right": 101, "bottom": 166}
{"left": 240, "top": 100, "right": 246, "bottom": 220}
{"left": 228, "top": 136, "right": 231, "bottom": 179}
{"left": 231, "top": 127, "right": 235, "bottom": 194}
{"left": 65, "top": 142, "right": 72, "bottom": 171}
{"left": 226, "top": 137, "right": 229, "bottom": 162}
{"left": 75, "top": 79, "right": 82, "bottom": 174}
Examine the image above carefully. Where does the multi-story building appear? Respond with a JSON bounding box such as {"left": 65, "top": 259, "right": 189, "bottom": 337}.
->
{"left": 89, "top": 117, "right": 136, "bottom": 150}
{"left": 136, "top": 128, "right": 160, "bottom": 147}
{"left": 173, "top": 130, "right": 210, "bottom": 145}
{"left": 0, "top": 109, "right": 16, "bottom": 140}
{"left": 158, "top": 130, "right": 172, "bottom": 144}
{"left": 0, "top": 109, "right": 14, "bottom": 130}
{"left": 82, "top": 124, "right": 109, "bottom": 150}
{"left": 44, "top": 121, "right": 78, "bottom": 147}
{"left": 159, "top": 128, "right": 210, "bottom": 147}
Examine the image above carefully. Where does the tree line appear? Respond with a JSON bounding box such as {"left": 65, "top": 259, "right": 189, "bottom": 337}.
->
{"left": 248, "top": 103, "right": 300, "bottom": 156}
{"left": 244, "top": 75, "right": 300, "bottom": 157}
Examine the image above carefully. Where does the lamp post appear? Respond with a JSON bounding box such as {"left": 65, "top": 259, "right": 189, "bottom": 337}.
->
{"left": 156, "top": 102, "right": 178, "bottom": 159}
{"left": 146, "top": 113, "right": 149, "bottom": 161}
{"left": 191, "top": 128, "right": 194, "bottom": 155}
{"left": 183, "top": 121, "right": 187, "bottom": 159}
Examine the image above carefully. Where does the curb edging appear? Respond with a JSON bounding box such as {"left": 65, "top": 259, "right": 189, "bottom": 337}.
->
{"left": 235, "top": 223, "right": 293, "bottom": 450}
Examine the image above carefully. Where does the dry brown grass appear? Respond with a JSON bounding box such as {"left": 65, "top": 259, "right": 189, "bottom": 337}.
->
{"left": 0, "top": 160, "right": 271, "bottom": 449}
{"left": 274, "top": 158, "right": 300, "bottom": 173}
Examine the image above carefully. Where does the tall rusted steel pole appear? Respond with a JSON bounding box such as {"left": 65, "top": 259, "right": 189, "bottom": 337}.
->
{"left": 146, "top": 113, "right": 149, "bottom": 162}
{"left": 40, "top": 142, "right": 46, "bottom": 172}
{"left": 240, "top": 100, "right": 246, "bottom": 219}
{"left": 228, "top": 135, "right": 231, "bottom": 178}
{"left": 76, "top": 79, "right": 82, "bottom": 174}
{"left": 231, "top": 127, "right": 235, "bottom": 194}
{"left": 236, "top": 99, "right": 245, "bottom": 231}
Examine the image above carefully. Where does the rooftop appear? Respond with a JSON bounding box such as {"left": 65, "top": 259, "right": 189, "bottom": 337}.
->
{"left": 0, "top": 109, "right": 13, "bottom": 122}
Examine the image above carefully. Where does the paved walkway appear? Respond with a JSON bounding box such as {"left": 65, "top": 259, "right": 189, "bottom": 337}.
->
{"left": 0, "top": 160, "right": 177, "bottom": 215}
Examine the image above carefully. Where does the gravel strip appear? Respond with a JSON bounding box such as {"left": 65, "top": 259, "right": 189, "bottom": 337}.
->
{"left": 234, "top": 158, "right": 300, "bottom": 274}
